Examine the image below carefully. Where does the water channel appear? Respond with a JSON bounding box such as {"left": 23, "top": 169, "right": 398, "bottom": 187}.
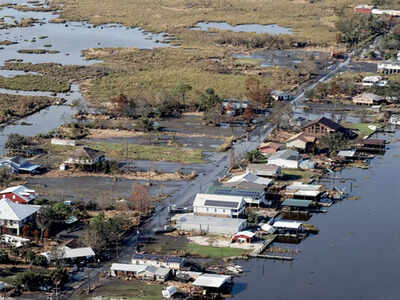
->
{"left": 0, "top": 0, "right": 168, "bottom": 151}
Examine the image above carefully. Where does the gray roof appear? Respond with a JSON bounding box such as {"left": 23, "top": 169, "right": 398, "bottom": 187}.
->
{"left": 193, "top": 193, "right": 244, "bottom": 210}
{"left": 111, "top": 263, "right": 146, "bottom": 273}
{"left": 0, "top": 199, "right": 40, "bottom": 221}
{"left": 176, "top": 214, "right": 247, "bottom": 227}
{"left": 193, "top": 274, "right": 231, "bottom": 288}
{"left": 338, "top": 150, "right": 356, "bottom": 157}
{"left": 269, "top": 149, "right": 299, "bottom": 161}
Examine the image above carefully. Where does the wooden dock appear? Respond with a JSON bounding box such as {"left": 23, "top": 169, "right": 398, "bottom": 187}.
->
{"left": 252, "top": 234, "right": 276, "bottom": 255}
{"left": 248, "top": 254, "right": 293, "bottom": 261}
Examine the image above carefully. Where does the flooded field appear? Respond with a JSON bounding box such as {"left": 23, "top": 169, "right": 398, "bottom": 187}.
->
{"left": 192, "top": 22, "right": 293, "bottom": 35}
{"left": 233, "top": 130, "right": 400, "bottom": 300}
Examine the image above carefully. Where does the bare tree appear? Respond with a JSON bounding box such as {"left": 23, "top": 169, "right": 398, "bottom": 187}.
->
{"left": 130, "top": 183, "right": 152, "bottom": 216}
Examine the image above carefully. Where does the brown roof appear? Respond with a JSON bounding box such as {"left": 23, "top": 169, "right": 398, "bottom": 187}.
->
{"left": 70, "top": 147, "right": 104, "bottom": 160}
{"left": 287, "top": 132, "right": 316, "bottom": 143}
{"left": 258, "top": 142, "right": 281, "bottom": 150}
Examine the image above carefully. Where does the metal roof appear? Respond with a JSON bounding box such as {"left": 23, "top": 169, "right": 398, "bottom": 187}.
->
{"left": 193, "top": 274, "right": 231, "bottom": 288}
{"left": 204, "top": 200, "right": 238, "bottom": 208}
{"left": 338, "top": 150, "right": 356, "bottom": 157}
{"left": 281, "top": 199, "right": 312, "bottom": 207}
{"left": 273, "top": 221, "right": 303, "bottom": 229}
{"left": 193, "top": 193, "right": 244, "bottom": 209}
{"left": 62, "top": 246, "right": 95, "bottom": 259}
{"left": 111, "top": 263, "right": 146, "bottom": 273}
{"left": 227, "top": 172, "right": 273, "bottom": 186}
{"left": 269, "top": 149, "right": 300, "bottom": 161}
{"left": 0, "top": 199, "right": 40, "bottom": 221}
{"left": 176, "top": 214, "right": 247, "bottom": 227}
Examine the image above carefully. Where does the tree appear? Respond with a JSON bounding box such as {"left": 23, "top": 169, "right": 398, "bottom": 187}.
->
{"left": 245, "top": 149, "right": 264, "bottom": 163}
{"left": 0, "top": 249, "right": 9, "bottom": 264}
{"left": 319, "top": 132, "right": 349, "bottom": 156}
{"left": 110, "top": 93, "right": 136, "bottom": 117}
{"left": 245, "top": 77, "right": 272, "bottom": 107}
{"left": 174, "top": 83, "right": 192, "bottom": 106}
{"left": 36, "top": 206, "right": 57, "bottom": 241}
{"left": 243, "top": 104, "right": 256, "bottom": 121}
{"left": 5, "top": 133, "right": 30, "bottom": 155}
{"left": 198, "top": 88, "right": 222, "bottom": 112}
{"left": 130, "top": 183, "right": 152, "bottom": 215}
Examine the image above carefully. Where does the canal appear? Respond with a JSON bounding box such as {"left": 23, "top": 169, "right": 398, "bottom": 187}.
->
{"left": 233, "top": 131, "right": 400, "bottom": 299}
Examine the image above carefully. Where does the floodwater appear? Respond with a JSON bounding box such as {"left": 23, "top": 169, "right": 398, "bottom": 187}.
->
{"left": 192, "top": 22, "right": 293, "bottom": 35}
{"left": 0, "top": 0, "right": 169, "bottom": 152}
{"left": 233, "top": 130, "right": 400, "bottom": 300}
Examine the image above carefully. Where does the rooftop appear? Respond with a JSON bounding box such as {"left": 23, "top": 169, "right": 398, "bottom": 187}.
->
{"left": 111, "top": 263, "right": 146, "bottom": 273}
{"left": 70, "top": 146, "right": 104, "bottom": 160}
{"left": 273, "top": 220, "right": 303, "bottom": 229}
{"left": 176, "top": 214, "right": 247, "bottom": 227}
{"left": 360, "top": 139, "right": 386, "bottom": 146}
{"left": 226, "top": 172, "right": 273, "bottom": 186}
{"left": 281, "top": 199, "right": 312, "bottom": 207}
{"left": 193, "top": 193, "right": 244, "bottom": 209}
{"left": 209, "top": 184, "right": 265, "bottom": 199}
{"left": 302, "top": 116, "right": 344, "bottom": 131}
{"left": 193, "top": 273, "right": 231, "bottom": 288}
{"left": 0, "top": 198, "right": 40, "bottom": 221}
{"left": 269, "top": 149, "right": 300, "bottom": 161}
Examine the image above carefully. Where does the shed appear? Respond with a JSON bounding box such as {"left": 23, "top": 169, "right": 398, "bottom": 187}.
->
{"left": 247, "top": 164, "right": 282, "bottom": 178}
{"left": 338, "top": 150, "right": 357, "bottom": 159}
{"left": 273, "top": 220, "right": 303, "bottom": 230}
{"left": 232, "top": 231, "right": 256, "bottom": 243}
{"left": 111, "top": 263, "right": 146, "bottom": 277}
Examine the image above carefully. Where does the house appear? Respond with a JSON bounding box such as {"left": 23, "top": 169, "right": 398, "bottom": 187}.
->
{"left": 285, "top": 183, "right": 323, "bottom": 200}
{"left": 232, "top": 231, "right": 256, "bottom": 243}
{"left": 209, "top": 183, "right": 267, "bottom": 206}
{"left": 64, "top": 146, "right": 105, "bottom": 166}
{"left": 0, "top": 199, "right": 40, "bottom": 235}
{"left": 361, "top": 76, "right": 388, "bottom": 87}
{"left": 137, "top": 265, "right": 171, "bottom": 282}
{"left": 247, "top": 163, "right": 282, "bottom": 178}
{"left": 0, "top": 185, "right": 37, "bottom": 204}
{"left": 268, "top": 149, "right": 301, "bottom": 169}
{"left": 286, "top": 132, "right": 316, "bottom": 153}
{"left": 0, "top": 157, "right": 41, "bottom": 174}
{"left": 271, "top": 90, "right": 293, "bottom": 101}
{"left": 193, "top": 193, "right": 246, "bottom": 218}
{"left": 301, "top": 117, "right": 356, "bottom": 138}
{"left": 41, "top": 246, "right": 95, "bottom": 262}
{"left": 258, "top": 142, "right": 282, "bottom": 154}
{"left": 353, "top": 93, "right": 385, "bottom": 105}
{"left": 131, "top": 253, "right": 185, "bottom": 270}
{"left": 174, "top": 214, "right": 248, "bottom": 235}
{"left": 354, "top": 4, "right": 374, "bottom": 14}
{"left": 281, "top": 198, "right": 313, "bottom": 210}
{"left": 193, "top": 274, "right": 232, "bottom": 292}
{"left": 372, "top": 8, "right": 400, "bottom": 16}
{"left": 226, "top": 172, "right": 273, "bottom": 186}
{"left": 378, "top": 61, "right": 400, "bottom": 74}
{"left": 111, "top": 263, "right": 147, "bottom": 278}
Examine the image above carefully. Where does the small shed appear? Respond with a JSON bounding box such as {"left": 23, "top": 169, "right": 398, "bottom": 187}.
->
{"left": 111, "top": 263, "right": 146, "bottom": 277}
{"left": 193, "top": 274, "right": 232, "bottom": 291}
{"left": 272, "top": 220, "right": 303, "bottom": 231}
{"left": 232, "top": 231, "right": 256, "bottom": 243}
{"left": 247, "top": 164, "right": 282, "bottom": 178}
{"left": 337, "top": 150, "right": 357, "bottom": 160}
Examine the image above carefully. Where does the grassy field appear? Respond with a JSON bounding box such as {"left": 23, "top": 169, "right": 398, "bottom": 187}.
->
{"left": 75, "top": 279, "right": 165, "bottom": 300}
{"left": 54, "top": 0, "right": 369, "bottom": 45}
{"left": 0, "top": 93, "right": 56, "bottom": 124}
{"left": 343, "top": 122, "right": 382, "bottom": 138}
{"left": 186, "top": 243, "right": 250, "bottom": 258}
{"left": 0, "top": 75, "right": 70, "bottom": 92}
{"left": 280, "top": 168, "right": 315, "bottom": 182}
{"left": 47, "top": 142, "right": 206, "bottom": 164}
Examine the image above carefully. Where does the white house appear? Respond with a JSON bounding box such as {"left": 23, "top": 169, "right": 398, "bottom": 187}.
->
{"left": 131, "top": 253, "right": 185, "bottom": 270}
{"left": 353, "top": 93, "right": 385, "bottom": 105}
{"left": 193, "top": 193, "right": 246, "bottom": 218}
{"left": 361, "top": 76, "right": 388, "bottom": 87}
{"left": 64, "top": 146, "right": 105, "bottom": 166}
{"left": 41, "top": 246, "right": 95, "bottom": 262}
{"left": 268, "top": 149, "right": 301, "bottom": 169}
{"left": 246, "top": 164, "right": 282, "bottom": 178}
{"left": 271, "top": 90, "right": 293, "bottom": 101}
{"left": 377, "top": 61, "right": 400, "bottom": 74}
{"left": 0, "top": 199, "right": 41, "bottom": 235}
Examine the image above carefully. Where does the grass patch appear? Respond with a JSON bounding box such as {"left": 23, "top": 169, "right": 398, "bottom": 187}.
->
{"left": 0, "top": 75, "right": 70, "bottom": 92}
{"left": 343, "top": 122, "right": 381, "bottom": 139}
{"left": 186, "top": 243, "right": 250, "bottom": 258}
{"left": 0, "top": 93, "right": 56, "bottom": 124}
{"left": 89, "top": 142, "right": 205, "bottom": 163}
{"left": 74, "top": 279, "right": 165, "bottom": 300}
{"left": 281, "top": 168, "right": 315, "bottom": 182}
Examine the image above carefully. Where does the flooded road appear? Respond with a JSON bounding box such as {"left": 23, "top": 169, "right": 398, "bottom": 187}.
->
{"left": 233, "top": 130, "right": 400, "bottom": 300}
{"left": 192, "top": 22, "right": 293, "bottom": 35}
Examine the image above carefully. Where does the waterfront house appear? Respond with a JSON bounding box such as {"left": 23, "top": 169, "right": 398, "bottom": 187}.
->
{"left": 0, "top": 185, "right": 37, "bottom": 204}
{"left": 301, "top": 117, "right": 356, "bottom": 139}
{"left": 281, "top": 198, "right": 313, "bottom": 210}
{"left": 285, "top": 183, "right": 324, "bottom": 200}
{"left": 353, "top": 93, "right": 385, "bottom": 105}
{"left": 210, "top": 183, "right": 267, "bottom": 206}
{"left": 286, "top": 132, "right": 316, "bottom": 153}
{"left": 268, "top": 149, "right": 301, "bottom": 169}
{"left": 0, "top": 199, "right": 40, "bottom": 235}
{"left": 193, "top": 274, "right": 232, "bottom": 293}
{"left": 0, "top": 156, "right": 41, "bottom": 175}
{"left": 131, "top": 253, "right": 185, "bottom": 270}
{"left": 272, "top": 220, "right": 304, "bottom": 233}
{"left": 246, "top": 163, "right": 282, "bottom": 178}
{"left": 64, "top": 146, "right": 105, "bottom": 167}
{"left": 377, "top": 60, "right": 400, "bottom": 74}
{"left": 174, "top": 214, "right": 248, "bottom": 235}
{"left": 193, "top": 193, "right": 246, "bottom": 218}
